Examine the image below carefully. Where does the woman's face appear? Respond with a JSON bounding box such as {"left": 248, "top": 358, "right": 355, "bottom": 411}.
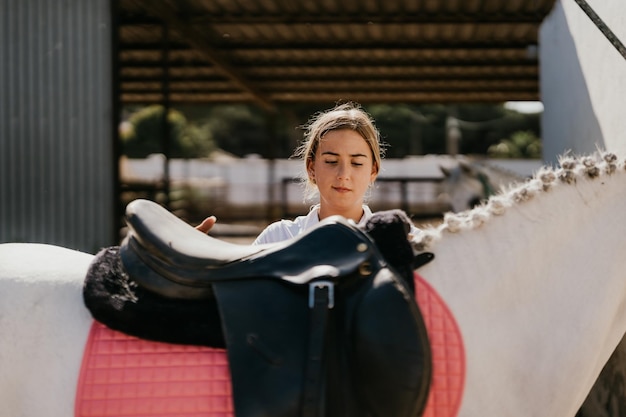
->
{"left": 308, "top": 128, "right": 378, "bottom": 220}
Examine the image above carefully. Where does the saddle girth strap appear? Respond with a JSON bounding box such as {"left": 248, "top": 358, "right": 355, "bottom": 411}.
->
{"left": 301, "top": 281, "right": 333, "bottom": 417}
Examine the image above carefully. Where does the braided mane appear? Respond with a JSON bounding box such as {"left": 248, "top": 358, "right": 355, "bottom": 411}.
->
{"left": 411, "top": 152, "right": 625, "bottom": 251}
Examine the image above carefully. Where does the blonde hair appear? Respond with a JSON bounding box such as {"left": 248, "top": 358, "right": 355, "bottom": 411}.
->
{"left": 292, "top": 102, "right": 384, "bottom": 201}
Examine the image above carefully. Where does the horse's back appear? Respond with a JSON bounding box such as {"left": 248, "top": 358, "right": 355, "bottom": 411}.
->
{"left": 0, "top": 243, "right": 94, "bottom": 417}
{"left": 0, "top": 242, "right": 92, "bottom": 278}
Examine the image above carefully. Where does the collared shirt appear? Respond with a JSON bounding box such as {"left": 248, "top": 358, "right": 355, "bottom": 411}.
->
{"left": 253, "top": 204, "right": 421, "bottom": 245}
{"left": 253, "top": 204, "right": 374, "bottom": 245}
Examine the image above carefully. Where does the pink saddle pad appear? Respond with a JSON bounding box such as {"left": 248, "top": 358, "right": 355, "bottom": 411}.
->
{"left": 75, "top": 272, "right": 465, "bottom": 417}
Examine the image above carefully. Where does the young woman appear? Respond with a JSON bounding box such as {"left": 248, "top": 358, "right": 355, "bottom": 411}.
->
{"left": 196, "top": 102, "right": 420, "bottom": 244}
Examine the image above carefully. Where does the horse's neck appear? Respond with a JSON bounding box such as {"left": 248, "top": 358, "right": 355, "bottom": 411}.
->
{"left": 478, "top": 162, "right": 525, "bottom": 191}
{"left": 420, "top": 170, "right": 626, "bottom": 416}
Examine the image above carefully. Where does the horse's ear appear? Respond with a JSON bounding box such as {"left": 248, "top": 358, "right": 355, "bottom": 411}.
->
{"left": 459, "top": 160, "right": 475, "bottom": 175}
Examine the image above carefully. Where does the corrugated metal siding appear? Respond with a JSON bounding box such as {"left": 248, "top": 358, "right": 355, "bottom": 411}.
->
{"left": 0, "top": 0, "right": 114, "bottom": 253}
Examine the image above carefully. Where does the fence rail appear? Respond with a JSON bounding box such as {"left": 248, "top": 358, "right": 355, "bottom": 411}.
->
{"left": 280, "top": 176, "right": 446, "bottom": 220}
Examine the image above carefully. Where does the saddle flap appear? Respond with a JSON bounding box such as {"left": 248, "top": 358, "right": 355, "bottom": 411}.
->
{"left": 350, "top": 268, "right": 432, "bottom": 417}
{"left": 212, "top": 264, "right": 432, "bottom": 417}
{"left": 212, "top": 278, "right": 313, "bottom": 417}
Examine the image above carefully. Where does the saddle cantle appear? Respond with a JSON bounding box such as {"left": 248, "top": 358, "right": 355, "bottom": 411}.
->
{"left": 98, "top": 199, "right": 432, "bottom": 417}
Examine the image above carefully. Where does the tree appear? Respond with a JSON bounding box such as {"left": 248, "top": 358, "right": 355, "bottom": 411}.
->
{"left": 202, "top": 105, "right": 271, "bottom": 157}
{"left": 121, "top": 105, "right": 216, "bottom": 158}
{"left": 487, "top": 130, "right": 542, "bottom": 159}
{"left": 120, "top": 103, "right": 542, "bottom": 159}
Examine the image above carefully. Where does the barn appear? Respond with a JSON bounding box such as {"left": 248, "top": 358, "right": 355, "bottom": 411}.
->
{"left": 2, "top": 0, "right": 623, "bottom": 249}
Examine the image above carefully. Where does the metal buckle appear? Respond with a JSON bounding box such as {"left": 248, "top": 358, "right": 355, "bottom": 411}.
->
{"left": 308, "top": 280, "right": 335, "bottom": 309}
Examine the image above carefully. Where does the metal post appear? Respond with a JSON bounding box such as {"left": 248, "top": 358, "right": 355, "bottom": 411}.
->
{"left": 161, "top": 22, "right": 171, "bottom": 208}
{"left": 265, "top": 111, "right": 279, "bottom": 222}
{"left": 110, "top": 0, "right": 122, "bottom": 244}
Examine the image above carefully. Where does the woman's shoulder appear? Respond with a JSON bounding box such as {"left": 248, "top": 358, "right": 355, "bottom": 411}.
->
{"left": 252, "top": 213, "right": 315, "bottom": 245}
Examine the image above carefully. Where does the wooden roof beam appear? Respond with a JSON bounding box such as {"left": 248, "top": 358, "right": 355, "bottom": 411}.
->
{"left": 186, "top": 13, "right": 551, "bottom": 25}
{"left": 120, "top": 91, "right": 540, "bottom": 105}
{"left": 143, "top": 1, "right": 276, "bottom": 112}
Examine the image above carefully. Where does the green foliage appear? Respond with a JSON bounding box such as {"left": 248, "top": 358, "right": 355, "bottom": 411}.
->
{"left": 367, "top": 103, "right": 541, "bottom": 157}
{"left": 121, "top": 105, "right": 216, "bottom": 158}
{"left": 121, "top": 103, "right": 542, "bottom": 159}
{"left": 487, "top": 130, "right": 542, "bottom": 159}
{"left": 178, "top": 123, "right": 216, "bottom": 159}
{"left": 367, "top": 104, "right": 445, "bottom": 156}
{"left": 451, "top": 105, "right": 541, "bottom": 155}
{"left": 203, "top": 105, "right": 271, "bottom": 157}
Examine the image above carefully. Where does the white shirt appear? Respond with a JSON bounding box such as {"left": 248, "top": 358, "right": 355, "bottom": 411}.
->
{"left": 253, "top": 204, "right": 374, "bottom": 245}
{"left": 253, "top": 204, "right": 421, "bottom": 245}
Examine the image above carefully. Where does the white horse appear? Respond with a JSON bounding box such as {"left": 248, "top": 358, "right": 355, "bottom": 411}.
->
{"left": 437, "top": 157, "right": 528, "bottom": 212}
{"left": 1, "top": 151, "right": 626, "bottom": 417}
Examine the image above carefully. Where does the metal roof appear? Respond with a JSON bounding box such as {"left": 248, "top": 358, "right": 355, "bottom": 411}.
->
{"left": 117, "top": 0, "right": 557, "bottom": 111}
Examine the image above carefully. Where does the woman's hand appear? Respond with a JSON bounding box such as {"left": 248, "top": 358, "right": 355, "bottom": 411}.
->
{"left": 195, "top": 216, "right": 217, "bottom": 234}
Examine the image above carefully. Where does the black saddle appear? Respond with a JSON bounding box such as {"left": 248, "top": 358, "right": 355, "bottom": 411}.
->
{"left": 107, "top": 199, "right": 432, "bottom": 417}
{"left": 120, "top": 198, "right": 386, "bottom": 299}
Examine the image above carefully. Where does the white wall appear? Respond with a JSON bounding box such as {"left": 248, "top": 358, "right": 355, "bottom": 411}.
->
{"left": 540, "top": 0, "right": 626, "bottom": 163}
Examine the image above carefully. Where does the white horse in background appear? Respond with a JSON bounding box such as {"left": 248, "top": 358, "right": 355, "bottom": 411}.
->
{"left": 1, "top": 151, "right": 626, "bottom": 417}
{"left": 437, "top": 156, "right": 530, "bottom": 212}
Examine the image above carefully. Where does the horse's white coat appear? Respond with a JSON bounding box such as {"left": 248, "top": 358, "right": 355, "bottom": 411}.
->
{"left": 413, "top": 153, "right": 626, "bottom": 416}
{"left": 0, "top": 244, "right": 93, "bottom": 417}
{"left": 1, "top": 152, "right": 625, "bottom": 417}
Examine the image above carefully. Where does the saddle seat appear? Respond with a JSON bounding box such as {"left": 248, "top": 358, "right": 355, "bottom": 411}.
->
{"left": 121, "top": 199, "right": 379, "bottom": 300}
